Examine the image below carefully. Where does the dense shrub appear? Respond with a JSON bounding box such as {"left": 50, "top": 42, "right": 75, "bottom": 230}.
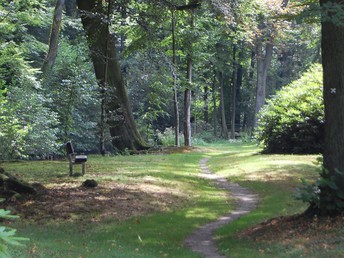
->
{"left": 256, "top": 64, "right": 324, "bottom": 154}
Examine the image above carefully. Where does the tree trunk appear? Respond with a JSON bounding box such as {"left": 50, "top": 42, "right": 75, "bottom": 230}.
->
{"left": 230, "top": 44, "right": 238, "bottom": 139}
{"left": 65, "top": 0, "right": 77, "bottom": 17}
{"left": 236, "top": 61, "right": 243, "bottom": 130}
{"left": 0, "top": 168, "right": 37, "bottom": 198}
{"left": 42, "top": 0, "right": 65, "bottom": 78}
{"left": 184, "top": 63, "right": 192, "bottom": 146}
{"left": 321, "top": 0, "right": 344, "bottom": 186}
{"left": 220, "top": 72, "right": 229, "bottom": 139}
{"left": 99, "top": 0, "right": 112, "bottom": 156}
{"left": 243, "top": 50, "right": 256, "bottom": 133}
{"left": 204, "top": 86, "right": 209, "bottom": 123}
{"left": 76, "top": 0, "right": 147, "bottom": 151}
{"left": 253, "top": 0, "right": 288, "bottom": 128}
{"left": 172, "top": 11, "right": 180, "bottom": 147}
{"left": 183, "top": 12, "right": 194, "bottom": 147}
{"left": 212, "top": 74, "right": 218, "bottom": 137}
{"left": 254, "top": 41, "right": 273, "bottom": 127}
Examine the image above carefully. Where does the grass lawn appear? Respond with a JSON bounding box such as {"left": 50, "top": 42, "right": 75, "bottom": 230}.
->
{"left": 1, "top": 143, "right": 342, "bottom": 257}
{"left": 206, "top": 143, "right": 343, "bottom": 258}
{"left": 2, "top": 148, "right": 230, "bottom": 257}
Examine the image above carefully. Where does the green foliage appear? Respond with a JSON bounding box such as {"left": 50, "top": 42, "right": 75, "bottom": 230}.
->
{"left": 296, "top": 158, "right": 344, "bottom": 215}
{"left": 0, "top": 0, "right": 59, "bottom": 159}
{"left": 156, "top": 127, "right": 184, "bottom": 146}
{"left": 0, "top": 45, "right": 59, "bottom": 159}
{"left": 43, "top": 37, "right": 100, "bottom": 152}
{"left": 0, "top": 209, "right": 28, "bottom": 258}
{"left": 256, "top": 64, "right": 324, "bottom": 154}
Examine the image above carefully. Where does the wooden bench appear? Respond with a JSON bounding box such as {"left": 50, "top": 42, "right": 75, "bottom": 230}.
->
{"left": 65, "top": 141, "right": 87, "bottom": 176}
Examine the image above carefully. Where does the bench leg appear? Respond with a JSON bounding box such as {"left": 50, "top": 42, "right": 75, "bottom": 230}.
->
{"left": 82, "top": 162, "right": 86, "bottom": 175}
{"left": 68, "top": 154, "right": 73, "bottom": 176}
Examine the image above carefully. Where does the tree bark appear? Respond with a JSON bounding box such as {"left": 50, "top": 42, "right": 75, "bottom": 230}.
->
{"left": 212, "top": 74, "right": 218, "bottom": 137}
{"left": 254, "top": 40, "right": 273, "bottom": 127}
{"left": 172, "top": 11, "right": 180, "bottom": 147}
{"left": 204, "top": 86, "right": 209, "bottom": 123}
{"left": 184, "top": 59, "right": 192, "bottom": 146}
{"left": 236, "top": 60, "right": 243, "bottom": 130}
{"left": 220, "top": 72, "right": 229, "bottom": 139}
{"left": 321, "top": 0, "right": 344, "bottom": 186}
{"left": 243, "top": 50, "right": 256, "bottom": 133}
{"left": 0, "top": 168, "right": 37, "bottom": 198}
{"left": 76, "top": 0, "right": 147, "bottom": 151}
{"left": 253, "top": 0, "right": 289, "bottom": 127}
{"left": 230, "top": 44, "right": 238, "bottom": 139}
{"left": 183, "top": 11, "right": 194, "bottom": 147}
{"left": 42, "top": 0, "right": 65, "bottom": 78}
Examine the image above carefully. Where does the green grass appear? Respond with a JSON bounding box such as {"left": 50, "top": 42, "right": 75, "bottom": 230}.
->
{"left": 2, "top": 143, "right": 335, "bottom": 257}
{"left": 3, "top": 149, "right": 232, "bottom": 257}
{"left": 206, "top": 144, "right": 323, "bottom": 257}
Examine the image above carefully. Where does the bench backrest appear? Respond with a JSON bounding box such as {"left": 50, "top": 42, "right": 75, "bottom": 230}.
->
{"left": 66, "top": 141, "right": 74, "bottom": 155}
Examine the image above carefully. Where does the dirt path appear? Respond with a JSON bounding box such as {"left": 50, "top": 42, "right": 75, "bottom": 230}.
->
{"left": 184, "top": 158, "right": 259, "bottom": 258}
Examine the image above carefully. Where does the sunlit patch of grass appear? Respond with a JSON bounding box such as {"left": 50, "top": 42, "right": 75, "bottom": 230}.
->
{"left": 3, "top": 143, "right": 335, "bottom": 257}
{"left": 3, "top": 149, "right": 232, "bottom": 257}
{"left": 207, "top": 146, "right": 332, "bottom": 257}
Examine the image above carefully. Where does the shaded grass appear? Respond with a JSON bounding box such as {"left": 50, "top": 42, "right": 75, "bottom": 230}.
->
{"left": 3, "top": 143, "right": 336, "bottom": 257}
{"left": 3, "top": 150, "right": 232, "bottom": 257}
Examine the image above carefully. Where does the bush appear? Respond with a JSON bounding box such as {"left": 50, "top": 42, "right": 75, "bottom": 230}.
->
{"left": 255, "top": 64, "right": 324, "bottom": 154}
{"left": 296, "top": 158, "right": 344, "bottom": 215}
{"left": 156, "top": 127, "right": 184, "bottom": 146}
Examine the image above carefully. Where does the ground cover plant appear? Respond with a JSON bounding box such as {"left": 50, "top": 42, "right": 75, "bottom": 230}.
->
{"left": 1, "top": 143, "right": 342, "bottom": 257}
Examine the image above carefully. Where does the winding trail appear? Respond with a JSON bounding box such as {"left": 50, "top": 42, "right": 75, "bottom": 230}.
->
{"left": 184, "top": 158, "right": 259, "bottom": 258}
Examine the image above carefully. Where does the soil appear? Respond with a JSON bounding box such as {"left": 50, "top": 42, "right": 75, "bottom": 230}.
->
{"left": 0, "top": 181, "right": 189, "bottom": 223}
{"left": 239, "top": 212, "right": 344, "bottom": 253}
{"left": 184, "top": 158, "right": 259, "bottom": 258}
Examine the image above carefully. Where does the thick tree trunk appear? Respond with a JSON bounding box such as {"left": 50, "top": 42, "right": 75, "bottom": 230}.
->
{"left": 321, "top": 0, "right": 344, "bottom": 186}
{"left": 42, "top": 0, "right": 65, "bottom": 78}
{"left": 76, "top": 0, "right": 147, "bottom": 151}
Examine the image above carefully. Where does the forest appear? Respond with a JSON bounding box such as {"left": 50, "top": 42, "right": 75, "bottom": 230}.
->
{"left": 2, "top": 0, "right": 344, "bottom": 257}
{"left": 0, "top": 0, "right": 321, "bottom": 158}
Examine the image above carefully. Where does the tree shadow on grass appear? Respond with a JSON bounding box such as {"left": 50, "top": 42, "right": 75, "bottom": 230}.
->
{"left": 0, "top": 182, "right": 191, "bottom": 223}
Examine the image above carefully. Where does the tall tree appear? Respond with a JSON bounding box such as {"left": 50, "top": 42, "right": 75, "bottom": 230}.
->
{"left": 253, "top": 0, "right": 289, "bottom": 126}
{"left": 321, "top": 0, "right": 344, "bottom": 186}
{"left": 184, "top": 9, "right": 194, "bottom": 147}
{"left": 219, "top": 71, "right": 229, "bottom": 139}
{"left": 230, "top": 44, "right": 238, "bottom": 139}
{"left": 172, "top": 10, "right": 180, "bottom": 147}
{"left": 76, "top": 0, "right": 147, "bottom": 151}
{"left": 42, "top": 0, "right": 65, "bottom": 78}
